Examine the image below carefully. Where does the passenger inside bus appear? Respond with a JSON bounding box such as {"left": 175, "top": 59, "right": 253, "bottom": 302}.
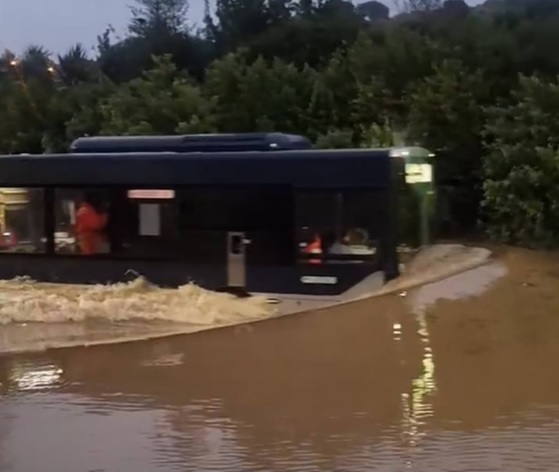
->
{"left": 322, "top": 229, "right": 374, "bottom": 260}
{"left": 300, "top": 226, "right": 376, "bottom": 264}
{"left": 326, "top": 231, "right": 352, "bottom": 255}
{"left": 75, "top": 192, "right": 109, "bottom": 255}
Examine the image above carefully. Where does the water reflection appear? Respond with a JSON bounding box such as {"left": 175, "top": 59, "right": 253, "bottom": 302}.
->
{"left": 401, "top": 310, "right": 436, "bottom": 451}
{"left": 2, "top": 249, "right": 559, "bottom": 470}
{"left": 10, "top": 364, "right": 63, "bottom": 391}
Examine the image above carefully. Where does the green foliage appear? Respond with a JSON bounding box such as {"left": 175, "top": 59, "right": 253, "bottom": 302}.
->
{"left": 407, "top": 59, "right": 488, "bottom": 182}
{"left": 314, "top": 129, "right": 354, "bottom": 149}
{"left": 482, "top": 76, "right": 559, "bottom": 246}
{"left": 100, "top": 55, "right": 215, "bottom": 134}
{"left": 361, "top": 121, "right": 407, "bottom": 148}
{"left": 203, "top": 53, "right": 316, "bottom": 133}
{"left": 129, "top": 0, "right": 189, "bottom": 36}
{"left": 3, "top": 0, "right": 559, "bottom": 246}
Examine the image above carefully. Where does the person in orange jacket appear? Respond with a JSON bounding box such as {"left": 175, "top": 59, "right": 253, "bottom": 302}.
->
{"left": 75, "top": 193, "right": 108, "bottom": 255}
{"left": 303, "top": 232, "right": 322, "bottom": 264}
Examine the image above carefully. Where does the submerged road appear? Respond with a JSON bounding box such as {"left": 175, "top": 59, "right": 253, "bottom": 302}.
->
{"left": 1, "top": 248, "right": 559, "bottom": 471}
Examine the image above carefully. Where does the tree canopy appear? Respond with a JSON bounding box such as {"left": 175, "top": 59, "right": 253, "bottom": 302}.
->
{"left": 2, "top": 0, "right": 559, "bottom": 244}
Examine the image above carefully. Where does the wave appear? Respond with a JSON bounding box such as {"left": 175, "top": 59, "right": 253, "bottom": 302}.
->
{"left": 0, "top": 277, "right": 276, "bottom": 325}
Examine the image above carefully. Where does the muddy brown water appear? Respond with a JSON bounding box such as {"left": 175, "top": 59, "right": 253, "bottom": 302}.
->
{"left": 2, "top": 247, "right": 559, "bottom": 471}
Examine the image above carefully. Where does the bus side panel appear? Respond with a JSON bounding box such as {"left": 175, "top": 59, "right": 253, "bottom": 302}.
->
{"left": 0, "top": 255, "right": 226, "bottom": 289}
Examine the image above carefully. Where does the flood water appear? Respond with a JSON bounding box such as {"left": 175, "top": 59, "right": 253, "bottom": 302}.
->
{"left": 2, "top": 247, "right": 559, "bottom": 471}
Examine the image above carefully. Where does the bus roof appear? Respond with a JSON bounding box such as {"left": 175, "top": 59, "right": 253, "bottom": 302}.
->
{"left": 0, "top": 148, "right": 394, "bottom": 189}
{"left": 389, "top": 147, "right": 434, "bottom": 158}
{"left": 70, "top": 133, "right": 313, "bottom": 153}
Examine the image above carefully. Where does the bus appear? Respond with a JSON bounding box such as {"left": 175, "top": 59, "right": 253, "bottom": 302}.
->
{"left": 0, "top": 133, "right": 434, "bottom": 296}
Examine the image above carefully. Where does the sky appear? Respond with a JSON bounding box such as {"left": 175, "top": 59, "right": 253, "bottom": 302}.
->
{"left": 0, "top": 0, "right": 205, "bottom": 55}
{"left": 0, "top": 0, "right": 484, "bottom": 56}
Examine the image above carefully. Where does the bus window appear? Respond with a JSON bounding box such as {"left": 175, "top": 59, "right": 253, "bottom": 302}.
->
{"left": 295, "top": 190, "right": 382, "bottom": 264}
{"left": 0, "top": 188, "right": 45, "bottom": 254}
{"left": 114, "top": 189, "right": 178, "bottom": 258}
{"left": 54, "top": 188, "right": 110, "bottom": 255}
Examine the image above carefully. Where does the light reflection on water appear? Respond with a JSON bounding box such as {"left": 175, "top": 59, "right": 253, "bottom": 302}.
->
{"left": 2, "top": 250, "right": 559, "bottom": 471}
{"left": 11, "top": 364, "right": 63, "bottom": 391}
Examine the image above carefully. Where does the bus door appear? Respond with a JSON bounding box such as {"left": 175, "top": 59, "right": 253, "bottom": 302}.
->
{"left": 227, "top": 231, "right": 248, "bottom": 287}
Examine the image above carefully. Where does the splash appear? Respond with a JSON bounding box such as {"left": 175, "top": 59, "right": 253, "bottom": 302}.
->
{"left": 0, "top": 277, "right": 276, "bottom": 326}
{"left": 408, "top": 261, "right": 507, "bottom": 316}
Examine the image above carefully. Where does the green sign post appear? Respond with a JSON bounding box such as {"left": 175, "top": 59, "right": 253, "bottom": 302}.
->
{"left": 390, "top": 147, "right": 435, "bottom": 248}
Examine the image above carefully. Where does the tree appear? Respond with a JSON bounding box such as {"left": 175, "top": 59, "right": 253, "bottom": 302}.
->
{"left": 0, "top": 77, "right": 53, "bottom": 154}
{"left": 45, "top": 78, "right": 116, "bottom": 152}
{"left": 203, "top": 52, "right": 316, "bottom": 133}
{"left": 482, "top": 75, "right": 559, "bottom": 246}
{"left": 211, "top": 0, "right": 277, "bottom": 52}
{"left": 56, "top": 44, "right": 97, "bottom": 86}
{"left": 407, "top": 59, "right": 490, "bottom": 231}
{"left": 128, "top": 0, "right": 189, "bottom": 36}
{"left": 442, "top": 0, "right": 469, "bottom": 16}
{"left": 99, "top": 55, "right": 215, "bottom": 135}
{"left": 407, "top": 60, "right": 488, "bottom": 177}
{"left": 356, "top": 1, "right": 390, "bottom": 21}
{"left": 348, "top": 28, "right": 435, "bottom": 135}
{"left": 98, "top": 0, "right": 211, "bottom": 82}
{"left": 17, "top": 46, "right": 55, "bottom": 83}
{"left": 396, "top": 0, "right": 443, "bottom": 12}
{"left": 0, "top": 46, "right": 60, "bottom": 154}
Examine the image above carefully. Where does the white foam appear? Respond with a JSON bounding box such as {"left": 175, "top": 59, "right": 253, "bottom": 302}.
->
{"left": 0, "top": 277, "right": 275, "bottom": 325}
